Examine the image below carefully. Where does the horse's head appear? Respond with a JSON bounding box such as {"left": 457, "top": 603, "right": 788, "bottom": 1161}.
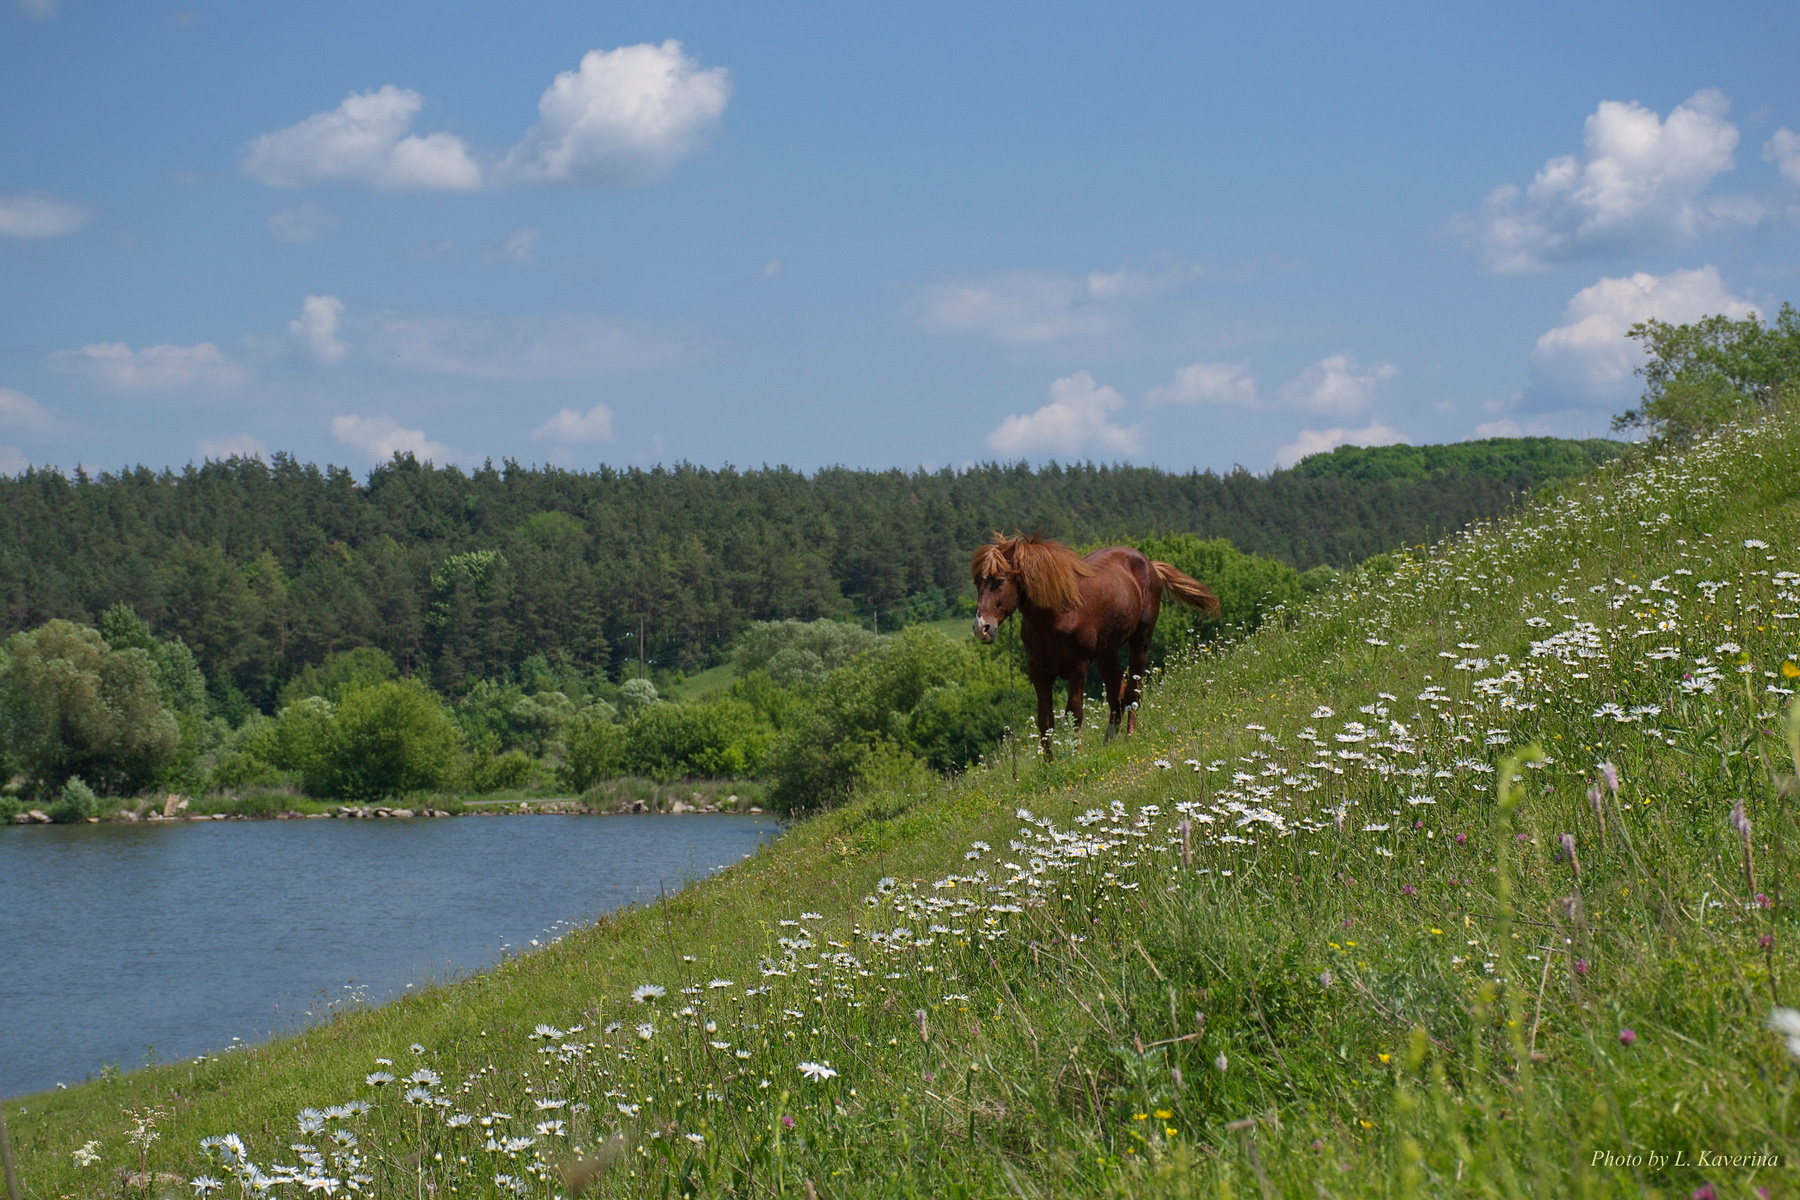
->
{"left": 969, "top": 533, "right": 1093, "bottom": 643}
{"left": 970, "top": 541, "right": 1018, "bottom": 644}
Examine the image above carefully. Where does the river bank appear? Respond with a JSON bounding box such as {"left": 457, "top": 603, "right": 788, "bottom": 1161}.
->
{"left": 8, "top": 785, "right": 768, "bottom": 825}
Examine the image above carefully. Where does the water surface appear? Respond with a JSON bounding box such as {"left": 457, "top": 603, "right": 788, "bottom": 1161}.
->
{"left": 0, "top": 813, "right": 778, "bottom": 1098}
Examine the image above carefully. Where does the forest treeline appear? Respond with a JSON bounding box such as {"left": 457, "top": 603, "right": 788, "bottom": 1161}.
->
{"left": 0, "top": 436, "right": 1618, "bottom": 710}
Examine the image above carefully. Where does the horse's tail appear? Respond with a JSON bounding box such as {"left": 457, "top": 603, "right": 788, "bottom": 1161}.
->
{"left": 1151, "top": 560, "right": 1223, "bottom": 619}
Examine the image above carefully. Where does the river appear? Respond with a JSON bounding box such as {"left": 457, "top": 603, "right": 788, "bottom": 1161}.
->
{"left": 0, "top": 812, "right": 779, "bottom": 1099}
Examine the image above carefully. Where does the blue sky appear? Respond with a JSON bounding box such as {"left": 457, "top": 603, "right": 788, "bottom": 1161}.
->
{"left": 3, "top": 1, "right": 1798, "bottom": 477}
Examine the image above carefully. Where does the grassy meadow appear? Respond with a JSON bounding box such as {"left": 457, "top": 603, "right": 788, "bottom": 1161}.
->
{"left": 11, "top": 411, "right": 1800, "bottom": 1199}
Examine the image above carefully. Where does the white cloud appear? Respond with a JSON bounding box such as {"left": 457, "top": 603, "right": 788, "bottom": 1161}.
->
{"left": 1462, "top": 89, "right": 1744, "bottom": 272}
{"left": 368, "top": 312, "right": 682, "bottom": 381}
{"left": 1766, "top": 129, "right": 1800, "bottom": 186}
{"left": 1473, "top": 419, "right": 1523, "bottom": 438}
{"left": 986, "top": 371, "right": 1142, "bottom": 458}
{"left": 267, "top": 199, "right": 338, "bottom": 243}
{"left": 330, "top": 414, "right": 455, "bottom": 464}
{"left": 0, "top": 446, "right": 28, "bottom": 475}
{"left": 289, "top": 295, "right": 347, "bottom": 365}
{"left": 917, "top": 262, "right": 1196, "bottom": 346}
{"left": 480, "top": 227, "right": 543, "bottom": 265}
{"left": 0, "top": 191, "right": 93, "bottom": 238}
{"left": 1282, "top": 353, "right": 1397, "bottom": 415}
{"left": 198, "top": 434, "right": 268, "bottom": 460}
{"left": 762, "top": 258, "right": 782, "bottom": 281}
{"left": 0, "top": 387, "right": 53, "bottom": 431}
{"left": 918, "top": 271, "right": 1116, "bottom": 345}
{"left": 242, "top": 85, "right": 481, "bottom": 191}
{"left": 48, "top": 341, "right": 245, "bottom": 392}
{"left": 498, "top": 41, "right": 731, "bottom": 187}
{"left": 532, "top": 403, "right": 616, "bottom": 444}
{"left": 1273, "top": 422, "right": 1408, "bottom": 470}
{"left": 1145, "top": 361, "right": 1257, "bottom": 408}
{"left": 16, "top": 0, "right": 55, "bottom": 19}
{"left": 1529, "top": 265, "right": 1758, "bottom": 401}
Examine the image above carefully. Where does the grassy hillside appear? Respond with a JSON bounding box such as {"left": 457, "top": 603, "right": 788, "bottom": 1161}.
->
{"left": 10, "top": 415, "right": 1800, "bottom": 1198}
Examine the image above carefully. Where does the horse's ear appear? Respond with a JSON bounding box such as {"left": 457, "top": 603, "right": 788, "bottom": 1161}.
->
{"left": 970, "top": 539, "right": 1013, "bottom": 581}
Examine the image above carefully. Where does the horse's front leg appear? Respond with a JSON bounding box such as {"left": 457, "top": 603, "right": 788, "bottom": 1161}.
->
{"left": 1063, "top": 665, "right": 1087, "bottom": 747}
{"left": 1097, "top": 654, "right": 1126, "bottom": 743}
{"left": 1032, "top": 671, "right": 1057, "bottom": 760}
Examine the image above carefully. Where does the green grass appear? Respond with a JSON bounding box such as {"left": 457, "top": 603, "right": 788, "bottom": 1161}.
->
{"left": 661, "top": 663, "right": 739, "bottom": 703}
{"left": 13, "top": 413, "right": 1800, "bottom": 1199}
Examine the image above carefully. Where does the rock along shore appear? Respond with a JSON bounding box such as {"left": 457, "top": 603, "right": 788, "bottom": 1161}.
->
{"left": 10, "top": 794, "right": 765, "bottom": 825}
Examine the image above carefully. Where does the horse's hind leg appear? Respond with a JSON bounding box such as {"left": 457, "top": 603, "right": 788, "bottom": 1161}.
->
{"left": 1097, "top": 653, "right": 1126, "bottom": 743}
{"left": 1124, "top": 627, "right": 1154, "bottom": 737}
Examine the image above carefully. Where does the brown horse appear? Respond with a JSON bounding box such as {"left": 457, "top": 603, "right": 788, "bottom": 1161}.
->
{"left": 971, "top": 533, "right": 1222, "bottom": 757}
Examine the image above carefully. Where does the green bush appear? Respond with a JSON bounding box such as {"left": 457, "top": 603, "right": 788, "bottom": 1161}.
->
{"left": 509, "top": 691, "right": 578, "bottom": 756}
{"left": 307, "top": 681, "right": 465, "bottom": 801}
{"left": 49, "top": 775, "right": 99, "bottom": 823}
{"left": 617, "top": 677, "right": 660, "bottom": 715}
{"left": 765, "top": 625, "right": 1007, "bottom": 813}
{"left": 557, "top": 718, "right": 627, "bottom": 793}
{"left": 466, "top": 747, "right": 538, "bottom": 793}
{"left": 254, "top": 697, "right": 337, "bottom": 778}
{"left": 1131, "top": 534, "right": 1306, "bottom": 661}
{"left": 277, "top": 646, "right": 397, "bottom": 707}
{"left": 733, "top": 619, "right": 879, "bottom": 677}
{"left": 209, "top": 749, "right": 295, "bottom": 793}
{"left": 620, "top": 696, "right": 774, "bottom": 781}
{"left": 0, "top": 619, "right": 181, "bottom": 795}
{"left": 158, "top": 709, "right": 230, "bottom": 795}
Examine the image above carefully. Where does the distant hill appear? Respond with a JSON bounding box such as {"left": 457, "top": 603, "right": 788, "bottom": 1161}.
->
{"left": 1290, "top": 436, "right": 1623, "bottom": 485}
{"left": 0, "top": 437, "right": 1622, "bottom": 701}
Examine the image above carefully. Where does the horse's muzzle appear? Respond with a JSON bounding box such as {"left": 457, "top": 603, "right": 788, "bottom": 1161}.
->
{"left": 973, "top": 617, "right": 996, "bottom": 644}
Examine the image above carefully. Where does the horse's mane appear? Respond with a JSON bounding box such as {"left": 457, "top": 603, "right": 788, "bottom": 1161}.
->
{"left": 970, "top": 532, "right": 1094, "bottom": 612}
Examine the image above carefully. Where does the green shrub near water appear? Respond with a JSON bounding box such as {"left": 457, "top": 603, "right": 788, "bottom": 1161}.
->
{"left": 764, "top": 623, "right": 1009, "bottom": 812}
{"left": 308, "top": 680, "right": 463, "bottom": 801}
{"left": 0, "top": 619, "right": 180, "bottom": 796}
{"left": 236, "top": 681, "right": 463, "bottom": 801}
{"left": 462, "top": 746, "right": 538, "bottom": 793}
{"left": 47, "top": 774, "right": 99, "bottom": 823}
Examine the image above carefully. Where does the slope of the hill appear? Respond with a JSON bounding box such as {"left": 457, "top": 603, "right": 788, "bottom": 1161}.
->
{"left": 9, "top": 417, "right": 1797, "bottom": 1198}
{"left": 0, "top": 439, "right": 1613, "bottom": 700}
